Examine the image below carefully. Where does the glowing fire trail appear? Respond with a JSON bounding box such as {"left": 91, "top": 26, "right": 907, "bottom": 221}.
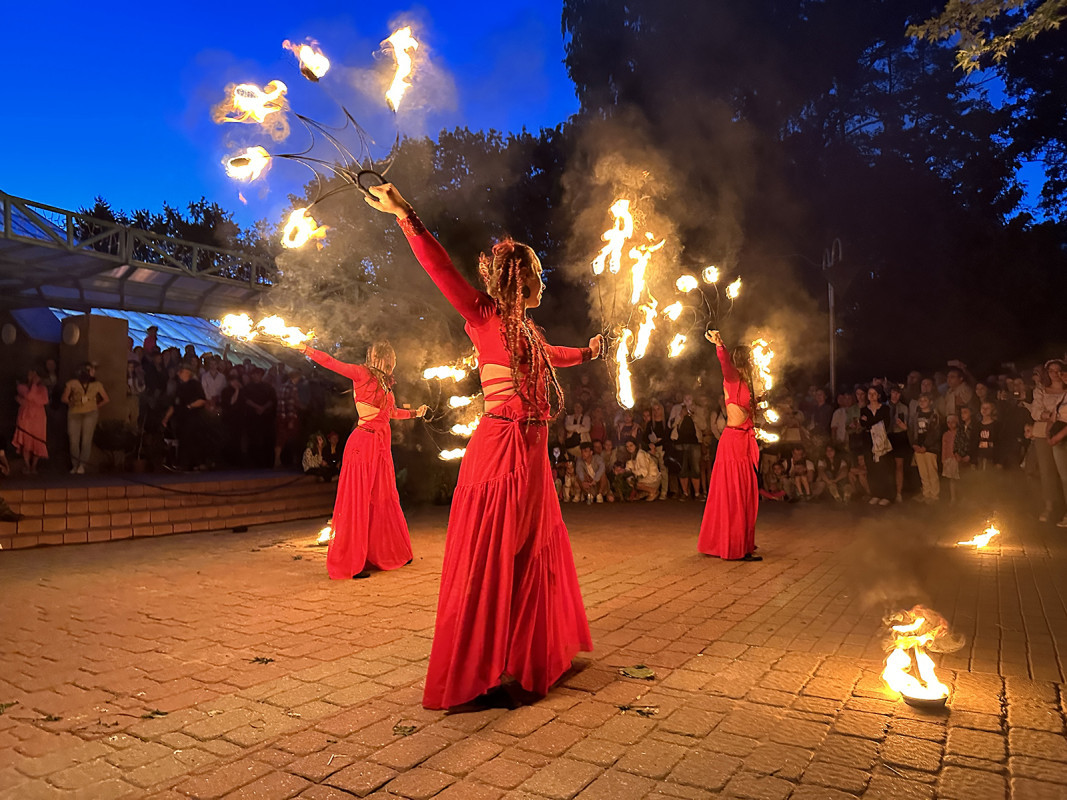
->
{"left": 663, "top": 302, "right": 683, "bottom": 321}
{"left": 633, "top": 300, "right": 658, "bottom": 360}
{"left": 667, "top": 334, "right": 687, "bottom": 358}
{"left": 282, "top": 208, "right": 327, "bottom": 249}
{"left": 439, "top": 448, "right": 466, "bottom": 461}
{"left": 423, "top": 366, "right": 467, "bottom": 381}
{"left": 384, "top": 27, "right": 419, "bottom": 111}
{"left": 592, "top": 199, "right": 634, "bottom": 275}
{"left": 615, "top": 330, "right": 635, "bottom": 409}
{"left": 628, "top": 236, "right": 666, "bottom": 305}
{"left": 283, "top": 40, "right": 330, "bottom": 81}
{"left": 726, "top": 277, "right": 742, "bottom": 300}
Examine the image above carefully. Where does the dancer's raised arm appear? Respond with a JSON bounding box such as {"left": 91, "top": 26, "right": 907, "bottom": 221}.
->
{"left": 706, "top": 329, "right": 739, "bottom": 382}
{"left": 546, "top": 334, "right": 603, "bottom": 368}
{"left": 365, "top": 184, "right": 493, "bottom": 324}
{"left": 300, "top": 345, "right": 369, "bottom": 382}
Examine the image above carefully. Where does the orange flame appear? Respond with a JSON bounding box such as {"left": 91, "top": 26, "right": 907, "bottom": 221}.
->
{"left": 316, "top": 522, "right": 333, "bottom": 544}
{"left": 675, "top": 275, "right": 698, "bottom": 293}
{"left": 633, "top": 300, "right": 658, "bottom": 359}
{"left": 283, "top": 40, "right": 330, "bottom": 81}
{"left": 592, "top": 199, "right": 634, "bottom": 275}
{"left": 662, "top": 302, "right": 683, "bottom": 321}
{"left": 224, "top": 146, "right": 271, "bottom": 181}
{"left": 219, "top": 80, "right": 288, "bottom": 124}
{"left": 282, "top": 208, "right": 327, "bottom": 249}
{"left": 957, "top": 523, "right": 1000, "bottom": 548}
{"left": 423, "top": 366, "right": 467, "bottom": 381}
{"left": 702, "top": 265, "right": 720, "bottom": 284}
{"left": 629, "top": 236, "right": 666, "bottom": 304}
{"left": 384, "top": 27, "right": 419, "bottom": 111}
{"left": 882, "top": 607, "right": 958, "bottom": 704}
{"left": 667, "top": 334, "right": 687, "bottom": 358}
{"left": 616, "top": 329, "right": 635, "bottom": 409}
{"left": 220, "top": 313, "right": 313, "bottom": 347}
{"left": 439, "top": 448, "right": 466, "bottom": 461}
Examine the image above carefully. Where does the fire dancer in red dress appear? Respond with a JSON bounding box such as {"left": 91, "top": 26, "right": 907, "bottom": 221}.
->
{"left": 298, "top": 340, "right": 428, "bottom": 579}
{"left": 698, "top": 330, "right": 763, "bottom": 561}
{"left": 365, "top": 182, "right": 600, "bottom": 709}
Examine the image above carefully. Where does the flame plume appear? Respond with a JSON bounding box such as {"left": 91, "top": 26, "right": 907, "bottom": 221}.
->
{"left": 702, "top": 265, "right": 720, "bottom": 284}
{"left": 423, "top": 366, "right": 467, "bottom": 381}
{"left": 449, "top": 395, "right": 475, "bottom": 408}
{"left": 451, "top": 418, "right": 481, "bottom": 437}
{"left": 224, "top": 147, "right": 271, "bottom": 181}
{"left": 316, "top": 522, "right": 333, "bottom": 544}
{"left": 282, "top": 208, "right": 327, "bottom": 249}
{"left": 667, "top": 334, "right": 687, "bottom": 358}
{"left": 726, "top": 277, "right": 742, "bottom": 300}
{"left": 439, "top": 448, "right": 466, "bottom": 461}
{"left": 283, "top": 40, "right": 330, "bottom": 81}
{"left": 633, "top": 300, "right": 658, "bottom": 359}
{"left": 219, "top": 313, "right": 313, "bottom": 347}
{"left": 629, "top": 236, "right": 666, "bottom": 304}
{"left": 616, "top": 330, "right": 635, "bottom": 409}
{"left": 663, "top": 302, "right": 683, "bottom": 321}
{"left": 881, "top": 606, "right": 962, "bottom": 706}
{"left": 217, "top": 80, "right": 288, "bottom": 124}
{"left": 957, "top": 522, "right": 1000, "bottom": 548}
{"left": 384, "top": 27, "right": 419, "bottom": 111}
{"left": 675, "top": 275, "right": 698, "bottom": 293}
{"left": 751, "top": 338, "right": 775, "bottom": 392}
{"left": 220, "top": 313, "right": 256, "bottom": 340}
{"left": 592, "top": 199, "right": 634, "bottom": 276}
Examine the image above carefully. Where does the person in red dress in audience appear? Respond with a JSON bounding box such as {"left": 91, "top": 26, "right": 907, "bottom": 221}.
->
{"left": 365, "top": 182, "right": 601, "bottom": 710}
{"left": 297, "top": 340, "right": 428, "bottom": 579}
{"left": 697, "top": 330, "right": 763, "bottom": 561}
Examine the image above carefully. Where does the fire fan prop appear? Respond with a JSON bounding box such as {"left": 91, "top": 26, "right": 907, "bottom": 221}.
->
{"left": 214, "top": 27, "right": 424, "bottom": 249}
{"left": 881, "top": 606, "right": 964, "bottom": 708}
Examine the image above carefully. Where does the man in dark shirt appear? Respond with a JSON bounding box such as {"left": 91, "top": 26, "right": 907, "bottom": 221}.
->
{"left": 809, "top": 388, "right": 834, "bottom": 447}
{"left": 242, "top": 368, "right": 277, "bottom": 469}
{"left": 163, "top": 366, "right": 208, "bottom": 469}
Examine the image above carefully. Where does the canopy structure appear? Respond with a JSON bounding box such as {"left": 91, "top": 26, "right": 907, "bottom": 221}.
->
{"left": 0, "top": 191, "right": 274, "bottom": 316}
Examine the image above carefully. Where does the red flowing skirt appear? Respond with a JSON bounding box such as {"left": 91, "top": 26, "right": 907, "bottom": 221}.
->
{"left": 423, "top": 416, "right": 592, "bottom": 709}
{"left": 697, "top": 426, "right": 759, "bottom": 559}
{"left": 326, "top": 426, "right": 413, "bottom": 579}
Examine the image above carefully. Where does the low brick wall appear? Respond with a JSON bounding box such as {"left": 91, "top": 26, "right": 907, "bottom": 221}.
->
{"left": 0, "top": 473, "right": 337, "bottom": 550}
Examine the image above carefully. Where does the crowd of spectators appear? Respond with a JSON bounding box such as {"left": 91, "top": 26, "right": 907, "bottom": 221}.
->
{"left": 548, "top": 358, "right": 1067, "bottom": 528}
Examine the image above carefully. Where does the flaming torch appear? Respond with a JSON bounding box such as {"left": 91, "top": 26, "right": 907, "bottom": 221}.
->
{"left": 439, "top": 448, "right": 466, "bottom": 461}
{"left": 675, "top": 275, "right": 699, "bottom": 294}
{"left": 451, "top": 418, "right": 480, "bottom": 437}
{"left": 592, "top": 199, "right": 635, "bottom": 276}
{"left": 220, "top": 313, "right": 256, "bottom": 340}
{"left": 283, "top": 40, "right": 330, "bottom": 81}
{"left": 217, "top": 80, "right": 288, "bottom": 125}
{"left": 751, "top": 338, "right": 775, "bottom": 392}
{"left": 702, "top": 265, "right": 720, "bottom": 284}
{"left": 628, "top": 235, "right": 665, "bottom": 304}
{"left": 448, "top": 395, "right": 475, "bottom": 409}
{"left": 616, "top": 330, "right": 635, "bottom": 409}
{"left": 423, "top": 366, "right": 467, "bottom": 381}
{"left": 224, "top": 146, "right": 272, "bottom": 181}
{"left": 219, "top": 313, "right": 313, "bottom": 347}
{"left": 663, "top": 302, "right": 683, "bottom": 321}
{"left": 957, "top": 521, "right": 1000, "bottom": 548}
{"left": 881, "top": 606, "right": 961, "bottom": 708}
{"left": 384, "top": 27, "right": 419, "bottom": 112}
{"left": 632, "top": 300, "right": 658, "bottom": 360}
{"left": 282, "top": 208, "right": 327, "bottom": 250}
{"left": 725, "top": 277, "right": 742, "bottom": 300}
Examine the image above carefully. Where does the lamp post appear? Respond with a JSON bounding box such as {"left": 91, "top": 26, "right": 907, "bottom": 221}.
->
{"left": 822, "top": 239, "right": 843, "bottom": 393}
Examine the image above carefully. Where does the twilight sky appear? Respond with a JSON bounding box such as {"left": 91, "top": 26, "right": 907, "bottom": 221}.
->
{"left": 1, "top": 1, "right": 578, "bottom": 229}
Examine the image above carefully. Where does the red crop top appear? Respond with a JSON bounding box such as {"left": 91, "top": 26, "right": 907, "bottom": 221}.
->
{"left": 302, "top": 346, "right": 413, "bottom": 432}
{"left": 718, "top": 344, "right": 753, "bottom": 415}
{"left": 398, "top": 213, "right": 591, "bottom": 418}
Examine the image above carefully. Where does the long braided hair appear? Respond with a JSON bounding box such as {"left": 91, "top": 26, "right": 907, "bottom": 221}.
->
{"left": 478, "top": 239, "right": 565, "bottom": 418}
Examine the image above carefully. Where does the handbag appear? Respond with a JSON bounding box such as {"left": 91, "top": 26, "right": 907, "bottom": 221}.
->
{"left": 871, "top": 420, "right": 893, "bottom": 461}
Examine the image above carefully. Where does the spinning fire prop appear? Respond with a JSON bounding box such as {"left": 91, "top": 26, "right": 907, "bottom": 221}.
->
{"left": 881, "top": 606, "right": 963, "bottom": 708}
{"left": 219, "top": 313, "right": 314, "bottom": 347}
{"left": 214, "top": 26, "right": 424, "bottom": 248}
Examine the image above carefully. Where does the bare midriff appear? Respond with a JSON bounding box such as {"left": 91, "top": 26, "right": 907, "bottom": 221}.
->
{"left": 481, "top": 363, "right": 518, "bottom": 414}
{"left": 726, "top": 403, "right": 751, "bottom": 428}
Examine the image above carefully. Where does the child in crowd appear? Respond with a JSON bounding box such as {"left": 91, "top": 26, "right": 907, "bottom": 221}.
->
{"left": 788, "top": 446, "right": 814, "bottom": 500}
{"left": 561, "top": 460, "right": 581, "bottom": 503}
{"left": 816, "top": 445, "right": 851, "bottom": 502}
{"left": 942, "top": 414, "right": 961, "bottom": 504}
{"left": 974, "top": 401, "right": 1000, "bottom": 469}
{"left": 909, "top": 393, "right": 942, "bottom": 502}
{"left": 760, "top": 461, "right": 789, "bottom": 501}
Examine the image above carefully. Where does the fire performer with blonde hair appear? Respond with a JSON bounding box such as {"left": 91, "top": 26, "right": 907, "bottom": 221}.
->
{"left": 365, "top": 182, "right": 601, "bottom": 709}
{"left": 288, "top": 338, "right": 428, "bottom": 580}
{"left": 698, "top": 329, "right": 762, "bottom": 561}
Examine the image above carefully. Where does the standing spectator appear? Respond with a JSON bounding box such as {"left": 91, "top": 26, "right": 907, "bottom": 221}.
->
{"left": 669, "top": 394, "right": 703, "bottom": 500}
{"left": 888, "top": 385, "right": 911, "bottom": 503}
{"left": 243, "top": 368, "right": 277, "bottom": 468}
{"left": 13, "top": 369, "right": 49, "bottom": 474}
{"left": 942, "top": 364, "right": 975, "bottom": 418}
{"left": 200, "top": 357, "right": 227, "bottom": 410}
{"left": 1047, "top": 401, "right": 1067, "bottom": 527}
{"left": 274, "top": 369, "right": 303, "bottom": 468}
{"left": 61, "top": 363, "right": 109, "bottom": 474}
{"left": 575, "top": 442, "right": 610, "bottom": 503}
{"left": 902, "top": 371, "right": 923, "bottom": 404}
{"left": 1027, "top": 360, "right": 1066, "bottom": 522}
{"left": 163, "top": 365, "right": 209, "bottom": 470}
{"left": 830, "top": 391, "right": 853, "bottom": 447}
{"left": 616, "top": 410, "right": 643, "bottom": 448}
{"left": 220, "top": 372, "right": 246, "bottom": 466}
{"left": 142, "top": 325, "right": 159, "bottom": 355}
{"left": 860, "top": 386, "right": 894, "bottom": 506}
{"left": 809, "top": 388, "right": 833, "bottom": 449}
{"left": 909, "top": 393, "right": 942, "bottom": 503}
{"left": 564, "top": 401, "right": 591, "bottom": 460}
{"left": 942, "top": 414, "right": 961, "bottom": 504}
{"left": 125, "top": 359, "right": 145, "bottom": 428}
{"left": 645, "top": 401, "right": 669, "bottom": 450}
{"left": 974, "top": 401, "right": 1001, "bottom": 470}
{"left": 588, "top": 406, "right": 608, "bottom": 445}
{"left": 622, "top": 439, "right": 661, "bottom": 501}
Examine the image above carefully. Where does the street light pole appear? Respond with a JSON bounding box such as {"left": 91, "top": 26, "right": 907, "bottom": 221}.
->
{"left": 822, "top": 239, "right": 843, "bottom": 393}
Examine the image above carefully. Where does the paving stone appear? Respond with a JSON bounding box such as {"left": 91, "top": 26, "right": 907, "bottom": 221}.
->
{"left": 366, "top": 732, "right": 450, "bottom": 770}
{"left": 379, "top": 767, "right": 456, "bottom": 799}
{"left": 1009, "top": 755, "right": 1067, "bottom": 783}
{"left": 832, "top": 711, "right": 888, "bottom": 741}
{"left": 1008, "top": 728, "right": 1067, "bottom": 762}
{"left": 880, "top": 735, "right": 943, "bottom": 772}
{"left": 666, "top": 752, "right": 742, "bottom": 790}
{"left": 612, "top": 739, "right": 688, "bottom": 779}
{"left": 323, "top": 761, "right": 397, "bottom": 797}
{"left": 174, "top": 758, "right": 272, "bottom": 799}
{"left": 515, "top": 720, "right": 587, "bottom": 757}
{"left": 801, "top": 760, "right": 870, "bottom": 794}
{"left": 564, "top": 737, "right": 627, "bottom": 767}
{"left": 658, "top": 707, "right": 722, "bottom": 738}
{"left": 946, "top": 728, "right": 1007, "bottom": 762}
{"left": 469, "top": 758, "right": 537, "bottom": 790}
{"left": 424, "top": 736, "right": 504, "bottom": 775}
{"left": 224, "top": 771, "right": 311, "bottom": 799}
{"left": 937, "top": 765, "right": 1007, "bottom": 800}
{"left": 1008, "top": 777, "right": 1067, "bottom": 799}
{"left": 285, "top": 752, "right": 354, "bottom": 782}
{"left": 431, "top": 780, "right": 505, "bottom": 800}
{"left": 862, "top": 773, "right": 934, "bottom": 800}
{"left": 722, "top": 771, "right": 796, "bottom": 800}
{"left": 790, "top": 787, "right": 860, "bottom": 800}
{"left": 518, "top": 757, "right": 602, "bottom": 799}
{"left": 490, "top": 706, "right": 557, "bottom": 737}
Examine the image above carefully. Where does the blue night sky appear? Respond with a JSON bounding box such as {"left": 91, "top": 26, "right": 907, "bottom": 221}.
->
{"left": 1, "top": 1, "right": 578, "bottom": 229}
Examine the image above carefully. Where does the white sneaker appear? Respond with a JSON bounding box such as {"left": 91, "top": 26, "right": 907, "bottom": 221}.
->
{"left": 76, "top": 465, "right": 86, "bottom": 474}
{"left": 1057, "top": 517, "right": 1067, "bottom": 529}
{"left": 595, "top": 494, "right": 604, "bottom": 504}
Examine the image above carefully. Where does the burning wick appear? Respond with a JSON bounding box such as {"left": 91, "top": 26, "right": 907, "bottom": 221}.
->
{"left": 751, "top": 338, "right": 775, "bottom": 392}
{"left": 957, "top": 523, "right": 1000, "bottom": 548}
{"left": 219, "top": 313, "right": 313, "bottom": 347}
{"left": 662, "top": 302, "right": 683, "bottom": 321}
{"left": 448, "top": 395, "right": 475, "bottom": 408}
{"left": 439, "top": 448, "right": 466, "bottom": 461}
{"left": 222, "top": 80, "right": 288, "bottom": 124}
{"left": 282, "top": 208, "right": 327, "bottom": 249}
{"left": 316, "top": 522, "right": 333, "bottom": 544}
{"left": 224, "top": 146, "right": 272, "bottom": 181}
{"left": 702, "top": 265, "right": 720, "bottom": 284}
{"left": 675, "top": 275, "right": 698, "bottom": 293}
{"left": 764, "top": 408, "right": 781, "bottom": 424}
{"left": 755, "top": 429, "right": 780, "bottom": 444}
{"left": 628, "top": 237, "right": 665, "bottom": 304}
{"left": 882, "top": 607, "right": 956, "bottom": 707}
{"left": 725, "top": 277, "right": 742, "bottom": 300}
{"left": 384, "top": 27, "right": 419, "bottom": 111}
{"left": 592, "top": 199, "right": 634, "bottom": 276}
{"left": 632, "top": 301, "right": 658, "bottom": 360}
{"left": 451, "top": 419, "right": 480, "bottom": 437}
{"left": 283, "top": 40, "right": 330, "bottom": 81}
{"left": 423, "top": 366, "right": 467, "bottom": 381}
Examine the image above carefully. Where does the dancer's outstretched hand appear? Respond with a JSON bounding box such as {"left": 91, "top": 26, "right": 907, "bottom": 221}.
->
{"left": 415, "top": 404, "right": 430, "bottom": 418}
{"left": 364, "top": 183, "right": 414, "bottom": 218}
{"left": 588, "top": 334, "right": 603, "bottom": 360}
{"left": 705, "top": 329, "right": 724, "bottom": 347}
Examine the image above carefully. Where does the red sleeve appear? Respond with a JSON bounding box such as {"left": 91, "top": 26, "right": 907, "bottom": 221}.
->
{"left": 390, "top": 407, "right": 414, "bottom": 420}
{"left": 303, "top": 346, "right": 370, "bottom": 383}
{"left": 398, "top": 214, "right": 493, "bottom": 323}
{"left": 545, "top": 345, "right": 592, "bottom": 368}
{"left": 717, "top": 344, "right": 740, "bottom": 382}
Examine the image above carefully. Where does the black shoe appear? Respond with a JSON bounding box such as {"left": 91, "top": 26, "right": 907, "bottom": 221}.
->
{"left": 404, "top": 558, "right": 413, "bottom": 566}
{"left": 740, "top": 553, "right": 763, "bottom": 561}
{"left": 352, "top": 570, "right": 371, "bottom": 579}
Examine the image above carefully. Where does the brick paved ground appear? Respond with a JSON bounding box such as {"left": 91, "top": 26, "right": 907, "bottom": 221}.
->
{"left": 1, "top": 493, "right": 1065, "bottom": 799}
